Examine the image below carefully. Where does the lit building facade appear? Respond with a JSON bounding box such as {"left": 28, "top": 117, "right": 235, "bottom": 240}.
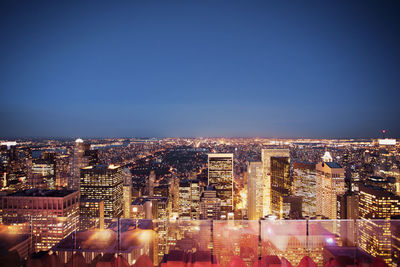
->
{"left": 358, "top": 184, "right": 400, "bottom": 265}
{"left": 30, "top": 158, "right": 56, "bottom": 189}
{"left": 123, "top": 167, "right": 132, "bottom": 218}
{"left": 270, "top": 156, "right": 291, "bottom": 218}
{"left": 208, "top": 153, "right": 233, "bottom": 219}
{"left": 315, "top": 161, "right": 345, "bottom": 219}
{"left": 148, "top": 170, "right": 155, "bottom": 197}
{"left": 292, "top": 162, "right": 316, "bottom": 217}
{"left": 1, "top": 189, "right": 79, "bottom": 252}
{"left": 79, "top": 199, "right": 104, "bottom": 230}
{"left": 200, "top": 185, "right": 221, "bottom": 220}
{"left": 80, "top": 165, "right": 124, "bottom": 218}
{"left": 261, "top": 148, "right": 290, "bottom": 216}
{"left": 247, "top": 161, "right": 263, "bottom": 220}
{"left": 69, "top": 138, "right": 90, "bottom": 190}
{"left": 178, "top": 179, "right": 200, "bottom": 220}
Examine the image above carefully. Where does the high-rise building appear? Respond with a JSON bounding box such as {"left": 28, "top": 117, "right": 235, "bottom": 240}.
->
{"left": 208, "top": 153, "right": 233, "bottom": 219}
{"left": 337, "top": 192, "right": 359, "bottom": 246}
{"left": 148, "top": 170, "right": 156, "bottom": 197}
{"left": 79, "top": 199, "right": 104, "bottom": 230}
{"left": 1, "top": 189, "right": 79, "bottom": 252}
{"left": 315, "top": 161, "right": 345, "bottom": 219}
{"left": 337, "top": 192, "right": 359, "bottom": 220}
{"left": 292, "top": 162, "right": 316, "bottom": 217}
{"left": 270, "top": 156, "right": 291, "bottom": 218}
{"left": 247, "top": 162, "right": 263, "bottom": 220}
{"left": 358, "top": 184, "right": 400, "bottom": 265}
{"left": 364, "top": 176, "right": 397, "bottom": 194}
{"left": 123, "top": 167, "right": 132, "bottom": 218}
{"left": 80, "top": 165, "right": 124, "bottom": 218}
{"left": 29, "top": 157, "right": 56, "bottom": 189}
{"left": 69, "top": 138, "right": 90, "bottom": 190}
{"left": 131, "top": 196, "right": 170, "bottom": 220}
{"left": 178, "top": 179, "right": 201, "bottom": 220}
{"left": 261, "top": 148, "right": 290, "bottom": 216}
{"left": 282, "top": 196, "right": 302, "bottom": 219}
{"left": 200, "top": 185, "right": 221, "bottom": 220}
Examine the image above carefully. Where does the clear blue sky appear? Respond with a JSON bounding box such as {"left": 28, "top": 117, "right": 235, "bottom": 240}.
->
{"left": 1, "top": 1, "right": 399, "bottom": 139}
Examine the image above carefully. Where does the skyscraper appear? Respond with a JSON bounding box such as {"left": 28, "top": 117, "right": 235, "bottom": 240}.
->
{"left": 69, "top": 138, "right": 90, "bottom": 191}
{"left": 80, "top": 165, "right": 124, "bottom": 218}
{"left": 292, "top": 162, "right": 316, "bottom": 217}
{"left": 123, "top": 167, "right": 132, "bottom": 218}
{"left": 315, "top": 160, "right": 345, "bottom": 219}
{"left": 29, "top": 157, "right": 56, "bottom": 189}
{"left": 247, "top": 161, "right": 263, "bottom": 220}
{"left": 358, "top": 184, "right": 400, "bottom": 265}
{"left": 261, "top": 148, "right": 290, "bottom": 216}
{"left": 270, "top": 156, "right": 291, "bottom": 218}
{"left": 178, "top": 179, "right": 201, "bottom": 220}
{"left": 148, "top": 170, "right": 156, "bottom": 197}
{"left": 208, "top": 153, "right": 233, "bottom": 219}
{"left": 200, "top": 185, "right": 221, "bottom": 220}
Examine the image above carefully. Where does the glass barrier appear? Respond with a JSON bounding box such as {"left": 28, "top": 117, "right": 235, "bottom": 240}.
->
{"left": 1, "top": 218, "right": 400, "bottom": 267}
{"left": 261, "top": 219, "right": 307, "bottom": 266}
{"left": 214, "top": 220, "right": 259, "bottom": 266}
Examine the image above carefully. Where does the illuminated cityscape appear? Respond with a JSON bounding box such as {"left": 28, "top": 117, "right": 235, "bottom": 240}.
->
{"left": 1, "top": 0, "right": 400, "bottom": 266}
{"left": 0, "top": 137, "right": 400, "bottom": 266}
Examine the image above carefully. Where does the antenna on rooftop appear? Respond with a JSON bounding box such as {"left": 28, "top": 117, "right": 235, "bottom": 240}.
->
{"left": 381, "top": 129, "right": 387, "bottom": 139}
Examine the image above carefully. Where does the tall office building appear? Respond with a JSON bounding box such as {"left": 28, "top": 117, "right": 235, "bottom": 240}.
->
{"left": 79, "top": 199, "right": 104, "bottom": 230}
{"left": 261, "top": 148, "right": 290, "bottom": 216}
{"left": 365, "top": 176, "right": 397, "bottom": 194}
{"left": 247, "top": 162, "right": 263, "bottom": 220}
{"left": 208, "top": 153, "right": 234, "bottom": 219}
{"left": 1, "top": 189, "right": 79, "bottom": 252}
{"left": 200, "top": 185, "right": 221, "bottom": 220}
{"left": 123, "top": 167, "right": 132, "bottom": 218}
{"left": 270, "top": 156, "right": 291, "bottom": 218}
{"left": 29, "top": 157, "right": 56, "bottom": 189}
{"left": 315, "top": 160, "right": 345, "bottom": 219}
{"left": 148, "top": 170, "right": 156, "bottom": 197}
{"left": 69, "top": 138, "right": 90, "bottom": 190}
{"left": 292, "top": 162, "right": 316, "bottom": 217}
{"left": 358, "top": 184, "right": 400, "bottom": 265}
{"left": 178, "top": 179, "right": 201, "bottom": 220}
{"left": 80, "top": 165, "right": 124, "bottom": 218}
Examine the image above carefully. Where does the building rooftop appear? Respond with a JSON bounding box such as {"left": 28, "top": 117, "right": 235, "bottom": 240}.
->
{"left": 132, "top": 196, "right": 168, "bottom": 205}
{"left": 325, "top": 162, "right": 342, "bottom": 169}
{"left": 0, "top": 233, "right": 30, "bottom": 255}
{"left": 82, "top": 164, "right": 121, "bottom": 171}
{"left": 7, "top": 189, "right": 76, "bottom": 198}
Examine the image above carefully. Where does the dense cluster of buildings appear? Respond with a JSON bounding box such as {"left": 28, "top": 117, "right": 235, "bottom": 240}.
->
{"left": 0, "top": 137, "right": 399, "bottom": 266}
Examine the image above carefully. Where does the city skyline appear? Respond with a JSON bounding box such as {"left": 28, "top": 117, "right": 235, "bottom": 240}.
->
{"left": 1, "top": 0, "right": 400, "bottom": 139}
{"left": 1, "top": 1, "right": 400, "bottom": 266}
{"left": 1, "top": 136, "right": 399, "bottom": 266}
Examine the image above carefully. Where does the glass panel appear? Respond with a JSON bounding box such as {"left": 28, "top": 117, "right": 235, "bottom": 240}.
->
{"left": 214, "top": 220, "right": 259, "bottom": 267}
{"left": 261, "top": 219, "right": 307, "bottom": 266}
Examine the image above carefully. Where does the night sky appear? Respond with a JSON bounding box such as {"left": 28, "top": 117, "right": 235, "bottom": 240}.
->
{"left": 1, "top": 1, "right": 400, "bottom": 139}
